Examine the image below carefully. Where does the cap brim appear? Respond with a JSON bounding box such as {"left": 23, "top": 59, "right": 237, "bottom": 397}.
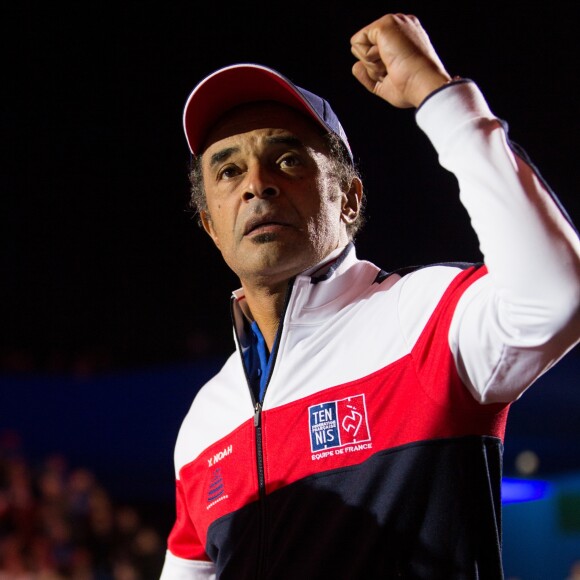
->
{"left": 183, "top": 64, "right": 329, "bottom": 155}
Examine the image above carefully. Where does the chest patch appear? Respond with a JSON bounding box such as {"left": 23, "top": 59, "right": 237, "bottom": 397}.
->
{"left": 308, "top": 394, "right": 371, "bottom": 456}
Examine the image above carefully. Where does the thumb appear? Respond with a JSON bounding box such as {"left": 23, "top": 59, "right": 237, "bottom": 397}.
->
{"left": 351, "top": 61, "right": 378, "bottom": 94}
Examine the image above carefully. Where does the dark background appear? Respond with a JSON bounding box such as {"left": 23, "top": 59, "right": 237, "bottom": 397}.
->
{"left": 3, "top": 1, "right": 579, "bottom": 372}
{"left": 2, "top": 0, "right": 579, "bottom": 493}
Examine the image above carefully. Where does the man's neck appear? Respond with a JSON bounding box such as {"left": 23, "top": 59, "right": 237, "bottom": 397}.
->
{"left": 238, "top": 245, "right": 349, "bottom": 350}
{"left": 241, "top": 280, "right": 289, "bottom": 352}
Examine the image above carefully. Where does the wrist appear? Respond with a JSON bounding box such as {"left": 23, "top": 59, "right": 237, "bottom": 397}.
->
{"left": 410, "top": 71, "right": 453, "bottom": 108}
{"left": 416, "top": 75, "right": 464, "bottom": 108}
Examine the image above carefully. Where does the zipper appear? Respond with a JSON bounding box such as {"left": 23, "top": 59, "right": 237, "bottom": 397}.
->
{"left": 231, "top": 279, "right": 296, "bottom": 579}
{"left": 254, "top": 400, "right": 267, "bottom": 579}
{"left": 254, "top": 401, "right": 265, "bottom": 494}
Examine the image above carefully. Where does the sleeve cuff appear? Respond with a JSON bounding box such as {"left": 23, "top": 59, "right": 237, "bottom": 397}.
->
{"left": 414, "top": 80, "right": 499, "bottom": 155}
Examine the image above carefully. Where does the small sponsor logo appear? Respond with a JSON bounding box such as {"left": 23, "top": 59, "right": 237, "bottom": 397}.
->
{"left": 309, "top": 394, "right": 371, "bottom": 458}
{"left": 206, "top": 467, "right": 229, "bottom": 509}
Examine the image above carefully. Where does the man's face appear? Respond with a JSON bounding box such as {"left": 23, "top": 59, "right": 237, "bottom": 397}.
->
{"left": 199, "top": 102, "right": 359, "bottom": 288}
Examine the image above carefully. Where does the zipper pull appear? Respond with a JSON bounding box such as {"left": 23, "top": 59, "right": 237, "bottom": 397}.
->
{"left": 254, "top": 402, "right": 262, "bottom": 427}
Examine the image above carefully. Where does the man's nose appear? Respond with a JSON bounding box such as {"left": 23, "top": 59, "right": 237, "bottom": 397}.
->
{"left": 241, "top": 165, "right": 280, "bottom": 201}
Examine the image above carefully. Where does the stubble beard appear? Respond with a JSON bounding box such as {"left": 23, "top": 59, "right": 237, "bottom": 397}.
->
{"left": 250, "top": 232, "right": 279, "bottom": 244}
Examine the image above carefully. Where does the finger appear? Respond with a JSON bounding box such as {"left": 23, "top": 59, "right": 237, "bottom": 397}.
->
{"left": 364, "top": 62, "right": 387, "bottom": 83}
{"left": 350, "top": 26, "right": 372, "bottom": 50}
{"left": 350, "top": 34, "right": 374, "bottom": 60}
{"left": 351, "top": 61, "right": 376, "bottom": 93}
{"left": 351, "top": 44, "right": 387, "bottom": 81}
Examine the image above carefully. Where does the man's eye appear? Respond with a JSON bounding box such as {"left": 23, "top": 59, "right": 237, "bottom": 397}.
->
{"left": 279, "top": 154, "right": 301, "bottom": 168}
{"left": 217, "top": 165, "right": 240, "bottom": 180}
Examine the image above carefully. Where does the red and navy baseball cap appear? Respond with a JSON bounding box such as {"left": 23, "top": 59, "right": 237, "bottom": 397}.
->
{"left": 183, "top": 63, "right": 353, "bottom": 162}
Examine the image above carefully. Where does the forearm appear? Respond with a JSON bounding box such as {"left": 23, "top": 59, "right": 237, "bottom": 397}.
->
{"left": 416, "top": 81, "right": 580, "bottom": 400}
{"left": 417, "top": 81, "right": 579, "bottom": 335}
{"left": 161, "top": 476, "right": 216, "bottom": 579}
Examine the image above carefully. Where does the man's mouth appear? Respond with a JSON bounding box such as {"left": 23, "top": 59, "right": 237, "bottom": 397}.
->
{"left": 244, "top": 217, "right": 289, "bottom": 236}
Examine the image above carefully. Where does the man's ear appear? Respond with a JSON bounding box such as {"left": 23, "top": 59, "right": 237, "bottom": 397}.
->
{"left": 200, "top": 210, "right": 220, "bottom": 250}
{"left": 341, "top": 177, "right": 363, "bottom": 225}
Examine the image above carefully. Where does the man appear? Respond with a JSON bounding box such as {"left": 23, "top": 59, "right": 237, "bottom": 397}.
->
{"left": 160, "top": 13, "right": 580, "bottom": 580}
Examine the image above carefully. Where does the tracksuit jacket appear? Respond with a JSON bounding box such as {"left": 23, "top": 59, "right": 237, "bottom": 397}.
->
{"left": 160, "top": 80, "right": 580, "bottom": 579}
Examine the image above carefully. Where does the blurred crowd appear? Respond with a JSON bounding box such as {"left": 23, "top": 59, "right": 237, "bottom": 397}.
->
{"left": 0, "top": 431, "right": 165, "bottom": 579}
{"left": 0, "top": 328, "right": 217, "bottom": 377}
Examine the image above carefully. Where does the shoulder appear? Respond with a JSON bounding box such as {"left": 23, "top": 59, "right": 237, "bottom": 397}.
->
{"left": 392, "top": 262, "right": 486, "bottom": 344}
{"left": 174, "top": 353, "right": 252, "bottom": 473}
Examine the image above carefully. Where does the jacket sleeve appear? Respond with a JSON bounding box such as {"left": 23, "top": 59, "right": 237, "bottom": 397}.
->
{"left": 415, "top": 80, "right": 580, "bottom": 404}
{"left": 160, "top": 553, "right": 216, "bottom": 580}
{"left": 159, "top": 478, "right": 216, "bottom": 579}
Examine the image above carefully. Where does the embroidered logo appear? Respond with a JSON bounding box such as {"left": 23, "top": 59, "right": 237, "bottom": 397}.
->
{"left": 207, "top": 467, "right": 224, "bottom": 502}
{"left": 309, "top": 394, "right": 371, "bottom": 458}
{"left": 206, "top": 467, "right": 229, "bottom": 509}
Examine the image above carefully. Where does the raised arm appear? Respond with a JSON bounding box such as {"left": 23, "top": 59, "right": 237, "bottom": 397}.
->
{"left": 351, "top": 13, "right": 580, "bottom": 402}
